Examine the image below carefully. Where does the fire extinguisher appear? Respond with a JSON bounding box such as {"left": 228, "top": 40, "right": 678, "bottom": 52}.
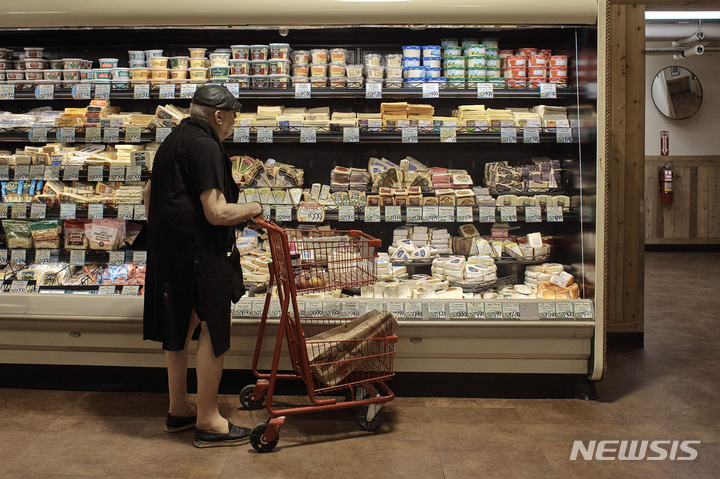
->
{"left": 660, "top": 164, "right": 673, "bottom": 204}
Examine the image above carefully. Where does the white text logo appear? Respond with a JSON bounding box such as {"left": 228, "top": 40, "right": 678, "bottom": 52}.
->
{"left": 570, "top": 440, "right": 700, "bottom": 461}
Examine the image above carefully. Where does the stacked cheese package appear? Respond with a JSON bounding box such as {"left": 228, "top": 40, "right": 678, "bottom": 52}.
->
{"left": 431, "top": 255, "right": 498, "bottom": 284}
{"left": 528, "top": 265, "right": 580, "bottom": 299}
{"left": 329, "top": 166, "right": 370, "bottom": 191}
{"left": 375, "top": 253, "right": 409, "bottom": 280}
{"left": 485, "top": 159, "right": 562, "bottom": 193}
{"left": 379, "top": 102, "right": 434, "bottom": 127}
{"left": 360, "top": 275, "right": 467, "bottom": 300}
{"left": 390, "top": 225, "right": 451, "bottom": 259}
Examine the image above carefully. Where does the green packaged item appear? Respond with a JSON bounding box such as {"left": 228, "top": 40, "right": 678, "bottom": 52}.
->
{"left": 30, "top": 219, "right": 63, "bottom": 249}
{"left": 2, "top": 219, "right": 33, "bottom": 249}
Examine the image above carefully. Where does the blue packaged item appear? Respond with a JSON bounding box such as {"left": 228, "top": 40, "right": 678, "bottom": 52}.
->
{"left": 402, "top": 57, "right": 422, "bottom": 68}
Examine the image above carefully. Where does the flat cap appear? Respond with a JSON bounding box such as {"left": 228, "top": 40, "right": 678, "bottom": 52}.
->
{"left": 191, "top": 84, "right": 242, "bottom": 112}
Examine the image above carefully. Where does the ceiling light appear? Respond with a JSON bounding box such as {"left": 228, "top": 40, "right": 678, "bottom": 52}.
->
{"left": 645, "top": 11, "right": 720, "bottom": 21}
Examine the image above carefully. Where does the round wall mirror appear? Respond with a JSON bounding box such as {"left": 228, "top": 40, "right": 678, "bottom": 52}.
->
{"left": 651, "top": 66, "right": 703, "bottom": 120}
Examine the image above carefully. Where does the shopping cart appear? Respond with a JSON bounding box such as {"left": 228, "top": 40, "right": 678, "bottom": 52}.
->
{"left": 240, "top": 217, "right": 397, "bottom": 453}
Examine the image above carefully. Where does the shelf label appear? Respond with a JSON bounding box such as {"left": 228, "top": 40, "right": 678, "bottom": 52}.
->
{"left": 422, "top": 82, "right": 439, "bottom": 98}
{"left": 159, "top": 83, "right": 175, "bottom": 99}
{"left": 60, "top": 202, "right": 76, "bottom": 219}
{"left": 300, "top": 126, "right": 316, "bottom": 143}
{"left": 364, "top": 205, "right": 381, "bottom": 223}
{"left": 406, "top": 206, "right": 423, "bottom": 223}
{"left": 574, "top": 302, "right": 593, "bottom": 319}
{"left": 29, "top": 127, "right": 48, "bottom": 143}
{"left": 323, "top": 301, "right": 341, "bottom": 318}
{"left": 109, "top": 165, "right": 125, "bottom": 182}
{"left": 484, "top": 302, "right": 503, "bottom": 319}
{"left": 87, "top": 165, "right": 104, "bottom": 182}
{"left": 72, "top": 83, "right": 91, "bottom": 100}
{"left": 133, "top": 204, "right": 146, "bottom": 221}
{"left": 402, "top": 127, "right": 418, "bottom": 143}
{"left": 365, "top": 82, "right": 382, "bottom": 99}
{"left": 0, "top": 165, "right": 8, "bottom": 181}
{"left": 155, "top": 127, "right": 172, "bottom": 142}
{"left": 478, "top": 206, "right": 496, "bottom": 223}
{"left": 525, "top": 206, "right": 542, "bottom": 223}
{"left": 449, "top": 302, "right": 467, "bottom": 318}
{"left": 44, "top": 165, "right": 60, "bottom": 181}
{"left": 386, "top": 301, "right": 405, "bottom": 319}
{"left": 133, "top": 83, "right": 150, "bottom": 100}
{"left": 502, "top": 302, "right": 521, "bottom": 319}
{"left": 93, "top": 83, "right": 110, "bottom": 99}
{"left": 30, "top": 202, "right": 47, "bottom": 219}
{"left": 267, "top": 299, "right": 281, "bottom": 318}
{"left": 440, "top": 126, "right": 456, "bottom": 143}
{"left": 233, "top": 127, "right": 250, "bottom": 143}
{"left": 343, "top": 126, "right": 359, "bottom": 143}
{"left": 109, "top": 250, "right": 125, "bottom": 266}
{"left": 97, "top": 285, "right": 116, "bottom": 295}
{"left": 57, "top": 127, "right": 76, "bottom": 143}
{"left": 63, "top": 165, "right": 81, "bottom": 181}
{"left": 295, "top": 83, "right": 311, "bottom": 99}
{"left": 540, "top": 83, "right": 557, "bottom": 99}
{"left": 275, "top": 205, "right": 292, "bottom": 222}
{"left": 546, "top": 206, "right": 564, "bottom": 222}
{"left": 456, "top": 206, "right": 473, "bottom": 222}
{"left": 385, "top": 205, "right": 401, "bottom": 223}
{"left": 250, "top": 300, "right": 264, "bottom": 318}
{"left": 556, "top": 302, "right": 575, "bottom": 319}
{"left": 296, "top": 202, "right": 324, "bottom": 222}
{"left": 438, "top": 206, "right": 455, "bottom": 222}
{"left": 30, "top": 165, "right": 44, "bottom": 180}
{"left": 180, "top": 83, "right": 197, "bottom": 98}
{"left": 117, "top": 204, "right": 134, "bottom": 220}
{"left": 556, "top": 127, "right": 573, "bottom": 144}
{"left": 15, "top": 164, "right": 29, "bottom": 180}
{"left": 133, "top": 250, "right": 147, "bottom": 267}
{"left": 69, "top": 249, "right": 86, "bottom": 266}
{"left": 11, "top": 203, "right": 27, "bottom": 219}
{"left": 427, "top": 302, "right": 447, "bottom": 319}
{"left": 257, "top": 127, "right": 274, "bottom": 143}
{"left": 304, "top": 300, "right": 323, "bottom": 318}
{"left": 0, "top": 84, "right": 15, "bottom": 100}
{"left": 224, "top": 82, "right": 240, "bottom": 98}
{"left": 476, "top": 83, "right": 494, "bottom": 99}
{"left": 422, "top": 205, "right": 439, "bottom": 222}
{"left": 338, "top": 205, "right": 355, "bottom": 222}
{"left": 87, "top": 203, "right": 104, "bottom": 219}
{"left": 523, "top": 127, "right": 540, "bottom": 144}
{"left": 0, "top": 249, "right": 6, "bottom": 264}
{"left": 10, "top": 280, "right": 29, "bottom": 293}
{"left": 121, "top": 285, "right": 141, "bottom": 296}
{"left": 85, "top": 126, "right": 102, "bottom": 143}
{"left": 35, "top": 249, "right": 52, "bottom": 264}
{"left": 104, "top": 127, "right": 120, "bottom": 143}
{"left": 10, "top": 248, "right": 26, "bottom": 265}
{"left": 500, "top": 206, "right": 517, "bottom": 222}
{"left": 35, "top": 84, "right": 54, "bottom": 100}
{"left": 126, "top": 166, "right": 142, "bottom": 182}
{"left": 233, "top": 299, "right": 252, "bottom": 317}
{"left": 404, "top": 301, "right": 423, "bottom": 319}
{"left": 537, "top": 302, "right": 557, "bottom": 319}
{"left": 501, "top": 127, "right": 517, "bottom": 144}
{"left": 467, "top": 302, "right": 484, "bottom": 319}
{"left": 342, "top": 301, "right": 360, "bottom": 319}
{"left": 125, "top": 126, "right": 142, "bottom": 143}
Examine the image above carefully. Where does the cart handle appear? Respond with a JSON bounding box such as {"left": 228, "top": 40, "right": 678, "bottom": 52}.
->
{"left": 386, "top": 335, "right": 398, "bottom": 344}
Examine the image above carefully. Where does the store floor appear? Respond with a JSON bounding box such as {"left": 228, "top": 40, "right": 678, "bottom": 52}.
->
{"left": 1, "top": 251, "right": 719, "bottom": 478}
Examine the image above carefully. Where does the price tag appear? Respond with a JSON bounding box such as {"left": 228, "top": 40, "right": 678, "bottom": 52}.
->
{"left": 275, "top": 205, "right": 292, "bottom": 222}
{"left": 484, "top": 302, "right": 503, "bottom": 319}
{"left": 87, "top": 165, "right": 104, "bottom": 182}
{"left": 535, "top": 302, "right": 555, "bottom": 319}
{"left": 501, "top": 127, "right": 517, "bottom": 144}
{"left": 478, "top": 206, "right": 496, "bottom": 223}
{"left": 257, "top": 127, "right": 274, "bottom": 143}
{"left": 87, "top": 203, "right": 104, "bottom": 219}
{"left": 35, "top": 84, "right": 54, "bottom": 100}
{"left": 305, "top": 301, "right": 323, "bottom": 318}
{"left": 296, "top": 201, "right": 325, "bottom": 223}
{"left": 456, "top": 206, "right": 473, "bottom": 222}
{"left": 427, "top": 302, "right": 447, "bottom": 319}
{"left": 422, "top": 205, "right": 439, "bottom": 222}
{"left": 438, "top": 206, "right": 455, "bottom": 222}
{"left": 365, "top": 82, "right": 382, "bottom": 99}
{"left": 322, "top": 301, "right": 341, "bottom": 318}
{"left": 42, "top": 165, "right": 59, "bottom": 181}
{"left": 117, "top": 204, "right": 134, "bottom": 220}
{"left": 440, "top": 126, "right": 456, "bottom": 143}
{"left": 422, "top": 82, "right": 439, "bottom": 98}
{"left": 477, "top": 82, "right": 494, "bottom": 99}
{"left": 404, "top": 301, "right": 423, "bottom": 319}
{"left": 523, "top": 127, "right": 540, "bottom": 144}
{"left": 0, "top": 249, "right": 7, "bottom": 264}
{"left": 180, "top": 83, "right": 197, "bottom": 98}
{"left": 250, "top": 300, "right": 264, "bottom": 318}
{"left": 402, "top": 127, "right": 418, "bottom": 144}
{"left": 69, "top": 249, "right": 86, "bottom": 266}
{"left": 92, "top": 82, "right": 110, "bottom": 99}
{"left": 338, "top": 205, "right": 355, "bottom": 222}
{"left": 467, "top": 302, "right": 484, "bottom": 319}
{"left": 300, "top": 126, "right": 316, "bottom": 143}
{"left": 386, "top": 301, "right": 405, "bottom": 319}
{"left": 97, "top": 285, "right": 116, "bottom": 295}
{"left": 121, "top": 285, "right": 141, "bottom": 296}
{"left": 556, "top": 127, "right": 573, "bottom": 144}
{"left": 57, "top": 127, "right": 76, "bottom": 143}
{"left": 133, "top": 83, "right": 150, "bottom": 100}
{"left": 343, "top": 126, "right": 359, "bottom": 143}
{"left": 0, "top": 84, "right": 15, "bottom": 100}
{"left": 224, "top": 82, "right": 240, "bottom": 98}
{"left": 385, "top": 205, "right": 401, "bottom": 223}
{"left": 364, "top": 205, "right": 381, "bottom": 223}
{"left": 155, "top": 127, "right": 172, "bottom": 142}
{"left": 15, "top": 164, "right": 29, "bottom": 180}
{"left": 449, "top": 302, "right": 467, "bottom": 319}
{"left": 502, "top": 302, "right": 521, "bottom": 319}
{"left": 338, "top": 301, "right": 358, "bottom": 319}
{"left": 104, "top": 127, "right": 120, "bottom": 143}
{"left": 10, "top": 280, "right": 29, "bottom": 293}
{"left": 125, "top": 126, "right": 142, "bottom": 143}
{"left": 30, "top": 165, "right": 44, "bottom": 180}
{"left": 295, "top": 83, "right": 311, "bottom": 99}
{"left": 133, "top": 204, "right": 146, "bottom": 220}
{"left": 525, "top": 206, "right": 542, "bottom": 223}
{"left": 266, "top": 299, "right": 281, "bottom": 318}
{"left": 546, "top": 206, "right": 564, "bottom": 222}
{"left": 133, "top": 250, "right": 147, "bottom": 267}
{"left": 60, "top": 202, "right": 77, "bottom": 219}
{"left": 29, "top": 127, "right": 48, "bottom": 143}
{"left": 109, "top": 165, "right": 125, "bottom": 181}
{"left": 262, "top": 205, "right": 271, "bottom": 219}
{"left": 500, "top": 206, "right": 517, "bottom": 222}
{"left": 574, "top": 302, "right": 593, "bottom": 319}
{"left": 35, "top": 249, "right": 52, "bottom": 264}
{"left": 72, "top": 83, "right": 91, "bottom": 99}
{"left": 159, "top": 83, "right": 175, "bottom": 99}
{"left": 126, "top": 166, "right": 142, "bottom": 182}
{"left": 63, "top": 165, "right": 81, "bottom": 181}
{"left": 11, "top": 203, "right": 27, "bottom": 219}
{"left": 109, "top": 250, "right": 125, "bottom": 266}
{"left": 556, "top": 302, "right": 575, "bottom": 319}
{"left": 30, "top": 203, "right": 47, "bottom": 219}
{"left": 406, "top": 206, "right": 423, "bottom": 223}
{"left": 234, "top": 127, "right": 250, "bottom": 143}
{"left": 233, "top": 299, "right": 252, "bottom": 317}
{"left": 10, "top": 249, "right": 26, "bottom": 265}
{"left": 0, "top": 165, "right": 8, "bottom": 181}
{"left": 85, "top": 126, "right": 102, "bottom": 143}
{"left": 540, "top": 83, "right": 557, "bottom": 99}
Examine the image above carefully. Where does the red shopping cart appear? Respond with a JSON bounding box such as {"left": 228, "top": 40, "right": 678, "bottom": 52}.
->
{"left": 240, "top": 217, "right": 397, "bottom": 453}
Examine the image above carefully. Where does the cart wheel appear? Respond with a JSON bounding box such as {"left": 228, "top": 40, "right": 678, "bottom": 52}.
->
{"left": 239, "top": 384, "right": 265, "bottom": 410}
{"left": 356, "top": 405, "right": 383, "bottom": 431}
{"left": 250, "top": 423, "right": 279, "bottom": 453}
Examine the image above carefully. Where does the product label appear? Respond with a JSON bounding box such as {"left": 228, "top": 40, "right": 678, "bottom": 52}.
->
{"left": 500, "top": 206, "right": 517, "bottom": 222}
{"left": 478, "top": 206, "right": 496, "bottom": 223}
{"left": 133, "top": 250, "right": 147, "bottom": 267}
{"left": 477, "top": 83, "right": 494, "bottom": 98}
{"left": 57, "top": 127, "right": 76, "bottom": 143}
{"left": 155, "top": 127, "right": 172, "bottom": 143}
{"left": 556, "top": 302, "right": 575, "bottom": 319}
{"left": 448, "top": 302, "right": 467, "bottom": 318}
{"left": 300, "top": 126, "right": 316, "bottom": 143}
{"left": 427, "top": 302, "right": 447, "bottom": 319}
{"left": 117, "top": 204, "right": 134, "bottom": 220}
{"left": 404, "top": 301, "right": 423, "bottom": 319}
{"left": 0, "top": 165, "right": 8, "bottom": 181}
{"left": 10, "top": 280, "right": 29, "bottom": 293}
{"left": 35, "top": 84, "right": 54, "bottom": 100}
{"left": 338, "top": 205, "right": 354, "bottom": 222}
{"left": 35, "top": 249, "right": 52, "bottom": 264}
{"left": 43, "top": 165, "right": 60, "bottom": 181}
{"left": 63, "top": 165, "right": 81, "bottom": 181}
{"left": 385, "top": 205, "right": 401, "bottom": 223}
{"left": 304, "top": 300, "right": 323, "bottom": 318}
{"left": 538, "top": 302, "right": 557, "bottom": 319}
{"left": 525, "top": 206, "right": 542, "bottom": 223}
{"left": 422, "top": 205, "right": 439, "bottom": 222}
{"left": 343, "top": 127, "right": 359, "bottom": 143}
{"left": 29, "top": 127, "right": 48, "bottom": 143}
{"left": 15, "top": 164, "right": 29, "bottom": 180}
{"left": 104, "top": 127, "right": 120, "bottom": 143}
{"left": 60, "top": 202, "right": 76, "bottom": 219}
{"left": 386, "top": 301, "right": 405, "bottom": 319}
{"left": 159, "top": 83, "right": 175, "bottom": 99}
{"left": 502, "top": 302, "right": 521, "bottom": 319}
{"left": 180, "top": 83, "right": 197, "bottom": 98}
{"left": 467, "top": 302, "right": 484, "bottom": 319}
{"left": 257, "top": 127, "right": 274, "bottom": 143}
{"left": 87, "top": 203, "right": 104, "bottom": 219}
{"left": 133, "top": 204, "right": 146, "bottom": 220}
{"left": 406, "top": 206, "right": 423, "bottom": 223}
{"left": 402, "top": 127, "right": 418, "bottom": 143}
{"left": 85, "top": 126, "right": 102, "bottom": 143}
{"left": 97, "top": 285, "right": 116, "bottom": 295}
{"left": 523, "top": 127, "right": 540, "bottom": 144}
{"left": 87, "top": 165, "right": 104, "bottom": 182}
{"left": 556, "top": 127, "right": 573, "bottom": 144}
{"left": 366, "top": 82, "right": 382, "bottom": 99}
{"left": 121, "top": 285, "right": 141, "bottom": 296}
{"left": 0, "top": 84, "right": 15, "bottom": 100}
{"left": 422, "top": 82, "right": 439, "bottom": 98}
{"left": 540, "top": 83, "right": 557, "bottom": 99}
{"left": 234, "top": 127, "right": 250, "bottom": 143}
{"left": 456, "top": 206, "right": 473, "bottom": 222}
{"left": 30, "top": 203, "right": 46, "bottom": 219}
{"left": 546, "top": 206, "right": 564, "bottom": 222}
{"left": 133, "top": 83, "right": 150, "bottom": 100}
{"left": 275, "top": 205, "right": 292, "bottom": 222}
{"left": 95, "top": 83, "right": 111, "bottom": 99}
{"left": 109, "top": 165, "right": 125, "bottom": 182}
{"left": 574, "top": 302, "right": 593, "bottom": 319}
{"left": 0, "top": 249, "right": 7, "bottom": 264}
{"left": 440, "top": 126, "right": 456, "bottom": 143}
{"left": 10, "top": 248, "right": 26, "bottom": 265}
{"left": 109, "top": 250, "right": 125, "bottom": 266}
{"left": 29, "top": 165, "right": 44, "bottom": 180}
{"left": 126, "top": 166, "right": 142, "bottom": 182}
{"left": 501, "top": 127, "right": 517, "bottom": 144}
{"left": 323, "top": 301, "right": 341, "bottom": 318}
{"left": 125, "top": 126, "right": 142, "bottom": 143}
{"left": 364, "top": 205, "right": 381, "bottom": 223}
{"left": 484, "top": 302, "right": 503, "bottom": 319}
{"left": 11, "top": 203, "right": 27, "bottom": 219}
{"left": 439, "top": 206, "right": 455, "bottom": 222}
{"left": 69, "top": 249, "right": 85, "bottom": 266}
{"left": 295, "top": 83, "right": 311, "bottom": 99}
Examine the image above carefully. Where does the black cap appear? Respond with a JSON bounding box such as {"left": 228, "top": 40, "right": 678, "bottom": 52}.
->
{"left": 191, "top": 84, "right": 242, "bottom": 112}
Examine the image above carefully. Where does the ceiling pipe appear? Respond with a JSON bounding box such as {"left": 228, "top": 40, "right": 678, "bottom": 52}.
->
{"left": 646, "top": 22, "right": 720, "bottom": 40}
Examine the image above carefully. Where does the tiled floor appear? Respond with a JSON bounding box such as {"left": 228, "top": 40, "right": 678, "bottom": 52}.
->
{"left": 1, "top": 252, "right": 719, "bottom": 478}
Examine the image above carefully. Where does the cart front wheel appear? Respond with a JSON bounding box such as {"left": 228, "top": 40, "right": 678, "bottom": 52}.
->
{"left": 356, "top": 405, "right": 383, "bottom": 431}
{"left": 239, "top": 384, "right": 265, "bottom": 410}
{"left": 250, "top": 423, "right": 279, "bottom": 453}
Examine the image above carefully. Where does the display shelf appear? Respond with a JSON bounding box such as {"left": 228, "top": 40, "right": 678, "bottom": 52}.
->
{"left": 0, "top": 203, "right": 146, "bottom": 220}
{"left": 0, "top": 248, "right": 146, "bottom": 267}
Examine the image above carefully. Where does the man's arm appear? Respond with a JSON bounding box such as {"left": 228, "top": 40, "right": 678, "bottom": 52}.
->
{"left": 199, "top": 188, "right": 263, "bottom": 226}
